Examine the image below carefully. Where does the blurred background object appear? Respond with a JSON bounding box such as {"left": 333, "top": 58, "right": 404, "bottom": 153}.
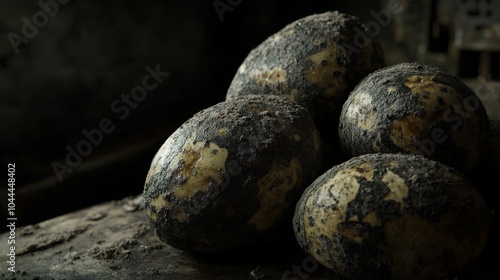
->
{"left": 1, "top": 0, "right": 498, "bottom": 231}
{"left": 389, "top": 0, "right": 500, "bottom": 119}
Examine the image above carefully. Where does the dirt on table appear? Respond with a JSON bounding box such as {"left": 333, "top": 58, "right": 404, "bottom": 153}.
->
{"left": 1, "top": 194, "right": 498, "bottom": 280}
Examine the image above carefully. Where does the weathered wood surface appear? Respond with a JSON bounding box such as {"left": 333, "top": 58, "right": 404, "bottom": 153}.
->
{"left": 1, "top": 194, "right": 498, "bottom": 280}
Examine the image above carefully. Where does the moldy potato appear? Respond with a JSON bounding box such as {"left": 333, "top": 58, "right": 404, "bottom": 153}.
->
{"left": 338, "top": 62, "right": 490, "bottom": 177}
{"left": 226, "top": 11, "right": 385, "bottom": 134}
{"left": 293, "top": 153, "right": 491, "bottom": 280}
{"left": 143, "top": 95, "right": 322, "bottom": 253}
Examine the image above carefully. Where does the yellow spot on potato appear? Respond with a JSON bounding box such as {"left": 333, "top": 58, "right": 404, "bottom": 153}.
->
{"left": 306, "top": 42, "right": 347, "bottom": 97}
{"left": 145, "top": 209, "right": 157, "bottom": 220}
{"left": 382, "top": 170, "right": 408, "bottom": 206}
{"left": 392, "top": 75, "right": 480, "bottom": 163}
{"left": 340, "top": 226, "right": 365, "bottom": 243}
{"left": 145, "top": 194, "right": 172, "bottom": 220}
{"left": 362, "top": 211, "right": 379, "bottom": 226}
{"left": 250, "top": 65, "right": 287, "bottom": 87}
{"left": 345, "top": 92, "right": 377, "bottom": 131}
{"left": 404, "top": 75, "right": 461, "bottom": 121}
{"left": 405, "top": 75, "right": 433, "bottom": 86}
{"left": 238, "top": 63, "right": 246, "bottom": 74}
{"left": 388, "top": 161, "right": 399, "bottom": 167}
{"left": 150, "top": 194, "right": 172, "bottom": 211}
{"left": 247, "top": 158, "right": 302, "bottom": 231}
{"left": 171, "top": 209, "right": 188, "bottom": 222}
{"left": 166, "top": 132, "right": 228, "bottom": 200}
{"left": 218, "top": 127, "right": 228, "bottom": 136}
{"left": 349, "top": 215, "right": 359, "bottom": 222}
{"left": 303, "top": 162, "right": 373, "bottom": 265}
{"left": 388, "top": 86, "right": 397, "bottom": 92}
{"left": 269, "top": 34, "right": 283, "bottom": 43}
{"left": 390, "top": 115, "right": 426, "bottom": 151}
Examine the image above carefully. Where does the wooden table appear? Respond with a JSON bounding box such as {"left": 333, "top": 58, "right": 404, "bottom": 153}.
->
{"left": 1, "top": 194, "right": 498, "bottom": 280}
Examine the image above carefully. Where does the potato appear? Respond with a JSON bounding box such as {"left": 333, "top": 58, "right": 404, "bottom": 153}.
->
{"left": 293, "top": 153, "right": 491, "bottom": 280}
{"left": 338, "top": 62, "right": 490, "bottom": 177}
{"left": 143, "top": 95, "right": 322, "bottom": 253}
{"left": 226, "top": 11, "right": 385, "bottom": 136}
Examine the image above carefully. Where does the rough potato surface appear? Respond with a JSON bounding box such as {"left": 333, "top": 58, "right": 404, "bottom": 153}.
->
{"left": 226, "top": 11, "right": 385, "bottom": 125}
{"left": 338, "top": 62, "right": 490, "bottom": 177}
{"left": 143, "top": 95, "right": 322, "bottom": 253}
{"left": 293, "top": 153, "right": 491, "bottom": 280}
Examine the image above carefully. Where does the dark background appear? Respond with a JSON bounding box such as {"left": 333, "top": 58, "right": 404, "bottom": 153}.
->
{"left": 1, "top": 0, "right": 498, "bottom": 231}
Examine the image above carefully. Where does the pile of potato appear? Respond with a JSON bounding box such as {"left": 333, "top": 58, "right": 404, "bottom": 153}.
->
{"left": 143, "top": 11, "right": 495, "bottom": 280}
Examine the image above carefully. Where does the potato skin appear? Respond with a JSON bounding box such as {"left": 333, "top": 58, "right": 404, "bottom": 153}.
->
{"left": 143, "top": 95, "right": 322, "bottom": 253}
{"left": 338, "top": 62, "right": 490, "bottom": 177}
{"left": 293, "top": 153, "right": 491, "bottom": 280}
{"left": 226, "top": 11, "right": 385, "bottom": 122}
